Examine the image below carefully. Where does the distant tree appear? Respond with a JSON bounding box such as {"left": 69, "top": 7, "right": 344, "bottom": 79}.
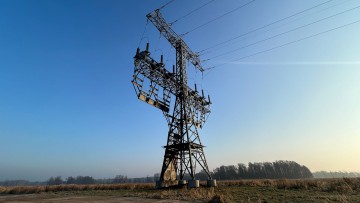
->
{"left": 247, "top": 162, "right": 256, "bottom": 179}
{"left": 252, "top": 162, "right": 265, "bottom": 178}
{"left": 226, "top": 165, "right": 238, "bottom": 180}
{"left": 47, "top": 176, "right": 63, "bottom": 185}
{"left": 313, "top": 171, "right": 360, "bottom": 178}
{"left": 66, "top": 176, "right": 76, "bottom": 184}
{"left": 145, "top": 176, "right": 153, "bottom": 183}
{"left": 113, "top": 175, "right": 127, "bottom": 183}
{"left": 300, "top": 165, "right": 313, "bottom": 178}
{"left": 154, "top": 173, "right": 160, "bottom": 181}
{"left": 213, "top": 165, "right": 226, "bottom": 180}
{"left": 263, "top": 162, "right": 274, "bottom": 179}
{"left": 75, "top": 176, "right": 95, "bottom": 184}
{"left": 212, "top": 160, "right": 313, "bottom": 180}
{"left": 195, "top": 170, "right": 210, "bottom": 181}
{"left": 238, "top": 163, "right": 247, "bottom": 179}
{"left": 0, "top": 180, "right": 32, "bottom": 186}
{"left": 95, "top": 178, "right": 113, "bottom": 184}
{"left": 273, "top": 161, "right": 284, "bottom": 178}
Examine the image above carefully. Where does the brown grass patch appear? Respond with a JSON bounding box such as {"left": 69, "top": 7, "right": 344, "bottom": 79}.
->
{"left": 217, "top": 177, "right": 360, "bottom": 193}
{"left": 2, "top": 178, "right": 360, "bottom": 203}
{"left": 0, "top": 183, "right": 155, "bottom": 195}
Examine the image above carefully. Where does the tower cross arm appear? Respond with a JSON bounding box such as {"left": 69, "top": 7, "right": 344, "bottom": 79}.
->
{"left": 146, "top": 9, "right": 204, "bottom": 72}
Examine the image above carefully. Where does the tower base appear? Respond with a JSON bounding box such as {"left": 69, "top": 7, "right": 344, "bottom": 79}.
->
{"left": 155, "top": 180, "right": 178, "bottom": 189}
{"left": 178, "top": 180, "right": 187, "bottom": 187}
{"left": 188, "top": 180, "right": 200, "bottom": 188}
{"left": 207, "top": 179, "right": 217, "bottom": 187}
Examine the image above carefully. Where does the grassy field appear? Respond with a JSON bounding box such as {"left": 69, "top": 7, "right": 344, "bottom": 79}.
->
{"left": 1, "top": 178, "right": 360, "bottom": 202}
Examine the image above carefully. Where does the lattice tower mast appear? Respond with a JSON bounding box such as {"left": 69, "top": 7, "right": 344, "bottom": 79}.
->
{"left": 132, "top": 9, "right": 215, "bottom": 187}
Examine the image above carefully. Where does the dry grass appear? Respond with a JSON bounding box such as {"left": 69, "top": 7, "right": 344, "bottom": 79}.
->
{"left": 218, "top": 177, "right": 360, "bottom": 193}
{"left": 0, "top": 183, "right": 154, "bottom": 195}
{"left": 0, "top": 184, "right": 230, "bottom": 202}
{"left": 148, "top": 187, "right": 221, "bottom": 202}
{"left": 1, "top": 178, "right": 360, "bottom": 202}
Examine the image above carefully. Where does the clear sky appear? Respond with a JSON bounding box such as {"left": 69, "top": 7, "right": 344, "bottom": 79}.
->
{"left": 0, "top": 0, "right": 359, "bottom": 181}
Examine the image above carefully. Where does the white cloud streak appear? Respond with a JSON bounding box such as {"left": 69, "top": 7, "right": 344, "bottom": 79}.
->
{"left": 226, "top": 61, "right": 360, "bottom": 65}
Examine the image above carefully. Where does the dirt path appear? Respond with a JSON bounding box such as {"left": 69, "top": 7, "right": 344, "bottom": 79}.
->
{"left": 0, "top": 194, "right": 192, "bottom": 203}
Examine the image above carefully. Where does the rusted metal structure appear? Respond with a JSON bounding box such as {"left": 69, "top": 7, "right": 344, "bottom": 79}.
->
{"left": 132, "top": 9, "right": 216, "bottom": 188}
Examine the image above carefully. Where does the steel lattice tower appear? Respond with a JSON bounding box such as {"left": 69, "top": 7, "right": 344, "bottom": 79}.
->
{"left": 132, "top": 9, "right": 216, "bottom": 188}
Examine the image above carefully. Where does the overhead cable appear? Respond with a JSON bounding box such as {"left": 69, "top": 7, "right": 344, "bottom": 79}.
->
{"left": 206, "top": 19, "right": 360, "bottom": 70}
{"left": 170, "top": 0, "right": 216, "bottom": 25}
{"left": 138, "top": 20, "right": 149, "bottom": 47}
{"left": 158, "top": 0, "right": 176, "bottom": 10}
{"left": 199, "top": 0, "right": 335, "bottom": 53}
{"left": 181, "top": 0, "right": 256, "bottom": 36}
{"left": 201, "top": 0, "right": 350, "bottom": 55}
{"left": 204, "top": 4, "right": 360, "bottom": 61}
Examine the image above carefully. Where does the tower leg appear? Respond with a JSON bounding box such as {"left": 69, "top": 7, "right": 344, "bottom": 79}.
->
{"left": 188, "top": 180, "right": 200, "bottom": 188}
{"left": 207, "top": 179, "right": 217, "bottom": 187}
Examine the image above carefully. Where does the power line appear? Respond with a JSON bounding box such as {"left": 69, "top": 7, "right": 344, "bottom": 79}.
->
{"left": 204, "top": 4, "right": 360, "bottom": 61}
{"left": 158, "top": 0, "right": 176, "bottom": 10}
{"left": 198, "top": 0, "right": 335, "bottom": 53}
{"left": 138, "top": 20, "right": 149, "bottom": 47}
{"left": 170, "top": 0, "right": 216, "bottom": 25}
{"left": 181, "top": 0, "right": 256, "bottom": 36}
{"left": 206, "top": 19, "right": 360, "bottom": 71}
{"left": 201, "top": 0, "right": 350, "bottom": 56}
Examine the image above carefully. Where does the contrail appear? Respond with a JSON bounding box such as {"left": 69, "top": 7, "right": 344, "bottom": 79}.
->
{"left": 225, "top": 61, "right": 360, "bottom": 65}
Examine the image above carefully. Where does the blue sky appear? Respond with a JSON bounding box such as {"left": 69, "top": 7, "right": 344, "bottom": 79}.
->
{"left": 0, "top": 0, "right": 359, "bottom": 181}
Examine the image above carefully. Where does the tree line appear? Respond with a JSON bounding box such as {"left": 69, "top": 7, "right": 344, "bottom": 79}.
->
{"left": 313, "top": 171, "right": 360, "bottom": 179}
{"left": 47, "top": 176, "right": 96, "bottom": 185}
{"left": 0, "top": 180, "right": 43, "bottom": 186}
{"left": 0, "top": 160, "right": 321, "bottom": 186}
{"left": 196, "top": 160, "right": 313, "bottom": 180}
{"left": 46, "top": 160, "right": 314, "bottom": 185}
{"left": 46, "top": 175, "right": 156, "bottom": 185}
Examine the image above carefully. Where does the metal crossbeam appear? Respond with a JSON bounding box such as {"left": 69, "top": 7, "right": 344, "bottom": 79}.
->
{"left": 146, "top": 9, "right": 204, "bottom": 72}
{"left": 132, "top": 49, "right": 211, "bottom": 127}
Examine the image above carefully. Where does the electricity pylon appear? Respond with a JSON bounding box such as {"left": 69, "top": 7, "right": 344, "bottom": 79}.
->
{"left": 132, "top": 9, "right": 216, "bottom": 188}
